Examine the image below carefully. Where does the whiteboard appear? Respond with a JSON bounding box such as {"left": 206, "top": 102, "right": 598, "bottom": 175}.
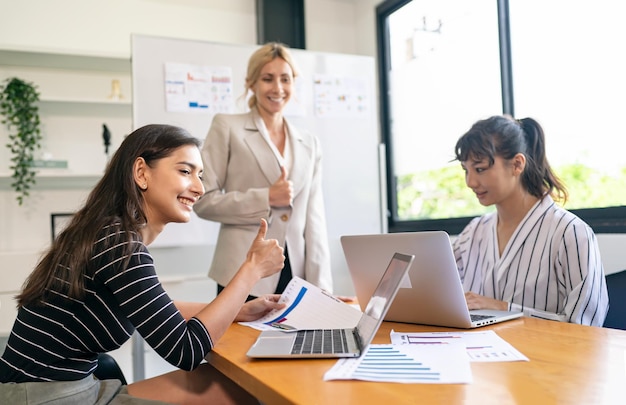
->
{"left": 131, "top": 34, "right": 382, "bottom": 274}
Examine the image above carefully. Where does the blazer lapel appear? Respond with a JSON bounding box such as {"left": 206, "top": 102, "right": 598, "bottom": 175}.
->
{"left": 284, "top": 118, "right": 313, "bottom": 196}
{"left": 243, "top": 112, "right": 282, "bottom": 184}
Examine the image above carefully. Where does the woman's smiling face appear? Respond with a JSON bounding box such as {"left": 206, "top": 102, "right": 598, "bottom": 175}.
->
{"left": 141, "top": 144, "right": 204, "bottom": 227}
{"left": 462, "top": 154, "right": 522, "bottom": 207}
{"left": 251, "top": 57, "right": 294, "bottom": 116}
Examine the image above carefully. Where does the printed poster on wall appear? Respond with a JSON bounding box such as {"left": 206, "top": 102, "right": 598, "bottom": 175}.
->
{"left": 313, "top": 74, "right": 370, "bottom": 118}
{"left": 164, "top": 62, "right": 234, "bottom": 114}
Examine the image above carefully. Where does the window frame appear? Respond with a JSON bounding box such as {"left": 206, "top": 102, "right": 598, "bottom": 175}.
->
{"left": 376, "top": 0, "right": 626, "bottom": 235}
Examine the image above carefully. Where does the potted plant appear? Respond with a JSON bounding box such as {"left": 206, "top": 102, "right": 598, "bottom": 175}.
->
{"left": 0, "top": 77, "right": 42, "bottom": 205}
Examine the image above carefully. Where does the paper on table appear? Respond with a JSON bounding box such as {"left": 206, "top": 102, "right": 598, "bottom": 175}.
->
{"left": 323, "top": 343, "right": 472, "bottom": 384}
{"left": 390, "top": 330, "right": 529, "bottom": 362}
{"left": 239, "top": 276, "right": 362, "bottom": 332}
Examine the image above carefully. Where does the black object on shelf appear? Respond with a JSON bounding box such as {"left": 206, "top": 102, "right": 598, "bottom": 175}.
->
{"left": 102, "top": 123, "right": 111, "bottom": 157}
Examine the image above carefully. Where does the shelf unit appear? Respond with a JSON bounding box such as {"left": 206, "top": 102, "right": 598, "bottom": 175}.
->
{"left": 0, "top": 48, "right": 133, "bottom": 184}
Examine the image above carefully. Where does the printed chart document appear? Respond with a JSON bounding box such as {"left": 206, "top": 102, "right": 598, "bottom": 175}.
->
{"left": 390, "top": 330, "right": 529, "bottom": 362}
{"left": 240, "top": 277, "right": 362, "bottom": 332}
{"left": 323, "top": 343, "right": 472, "bottom": 384}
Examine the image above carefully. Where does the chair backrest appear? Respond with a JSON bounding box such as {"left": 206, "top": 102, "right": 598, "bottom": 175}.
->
{"left": 94, "top": 353, "right": 128, "bottom": 385}
{"left": 603, "top": 270, "right": 626, "bottom": 330}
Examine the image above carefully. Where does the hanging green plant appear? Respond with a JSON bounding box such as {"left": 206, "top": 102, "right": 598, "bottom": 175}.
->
{"left": 0, "top": 77, "right": 42, "bottom": 205}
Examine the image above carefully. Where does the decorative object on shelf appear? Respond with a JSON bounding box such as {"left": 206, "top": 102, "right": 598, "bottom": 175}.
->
{"left": 0, "top": 77, "right": 42, "bottom": 205}
{"left": 102, "top": 123, "right": 112, "bottom": 161}
{"left": 107, "top": 79, "right": 123, "bottom": 101}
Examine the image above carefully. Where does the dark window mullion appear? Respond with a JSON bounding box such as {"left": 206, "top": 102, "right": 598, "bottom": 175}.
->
{"left": 497, "top": 0, "right": 514, "bottom": 116}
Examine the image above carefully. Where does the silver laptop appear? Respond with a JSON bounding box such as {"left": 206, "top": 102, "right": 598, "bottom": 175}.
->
{"left": 341, "top": 231, "right": 523, "bottom": 329}
{"left": 246, "top": 252, "right": 414, "bottom": 358}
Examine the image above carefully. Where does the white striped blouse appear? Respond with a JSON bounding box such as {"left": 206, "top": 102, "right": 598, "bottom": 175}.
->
{"left": 453, "top": 195, "right": 609, "bottom": 326}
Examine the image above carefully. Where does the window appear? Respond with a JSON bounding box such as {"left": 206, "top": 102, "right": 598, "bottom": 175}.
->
{"left": 377, "top": 0, "right": 626, "bottom": 234}
{"left": 510, "top": 0, "right": 626, "bottom": 212}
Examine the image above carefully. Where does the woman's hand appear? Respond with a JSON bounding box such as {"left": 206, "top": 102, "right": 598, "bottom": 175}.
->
{"left": 235, "top": 294, "right": 286, "bottom": 322}
{"left": 244, "top": 219, "right": 285, "bottom": 279}
{"left": 269, "top": 166, "right": 293, "bottom": 207}
{"left": 464, "top": 291, "right": 508, "bottom": 311}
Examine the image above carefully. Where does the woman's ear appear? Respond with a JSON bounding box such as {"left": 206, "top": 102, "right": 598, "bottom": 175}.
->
{"left": 512, "top": 153, "right": 526, "bottom": 175}
{"left": 133, "top": 157, "right": 148, "bottom": 190}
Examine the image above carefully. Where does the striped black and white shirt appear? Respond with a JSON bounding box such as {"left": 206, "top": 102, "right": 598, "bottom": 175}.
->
{"left": 0, "top": 224, "right": 213, "bottom": 383}
{"left": 453, "top": 195, "right": 609, "bottom": 326}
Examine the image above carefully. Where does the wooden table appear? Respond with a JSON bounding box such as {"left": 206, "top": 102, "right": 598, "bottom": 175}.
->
{"left": 206, "top": 318, "right": 626, "bottom": 404}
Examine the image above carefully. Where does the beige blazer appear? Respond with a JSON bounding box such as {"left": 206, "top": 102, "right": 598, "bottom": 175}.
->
{"left": 193, "top": 108, "right": 333, "bottom": 296}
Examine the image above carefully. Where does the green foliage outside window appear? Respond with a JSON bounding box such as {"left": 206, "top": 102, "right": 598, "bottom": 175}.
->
{"left": 397, "top": 164, "right": 626, "bottom": 221}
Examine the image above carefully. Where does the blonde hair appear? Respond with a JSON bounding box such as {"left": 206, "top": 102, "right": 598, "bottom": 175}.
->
{"left": 245, "top": 42, "right": 299, "bottom": 109}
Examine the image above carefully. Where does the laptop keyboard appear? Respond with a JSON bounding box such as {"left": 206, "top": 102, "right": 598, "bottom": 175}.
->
{"left": 470, "top": 314, "right": 496, "bottom": 322}
{"left": 291, "top": 329, "right": 349, "bottom": 354}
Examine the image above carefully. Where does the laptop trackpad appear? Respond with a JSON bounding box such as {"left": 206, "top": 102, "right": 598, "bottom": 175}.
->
{"left": 251, "top": 332, "right": 295, "bottom": 355}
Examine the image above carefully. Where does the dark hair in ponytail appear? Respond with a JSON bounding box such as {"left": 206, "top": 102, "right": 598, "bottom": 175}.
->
{"left": 455, "top": 115, "right": 568, "bottom": 203}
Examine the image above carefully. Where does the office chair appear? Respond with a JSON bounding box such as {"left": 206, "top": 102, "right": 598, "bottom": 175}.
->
{"left": 94, "top": 353, "right": 128, "bottom": 385}
{"left": 603, "top": 269, "right": 626, "bottom": 330}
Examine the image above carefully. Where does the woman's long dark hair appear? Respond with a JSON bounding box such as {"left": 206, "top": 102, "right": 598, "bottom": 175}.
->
{"left": 17, "top": 124, "right": 201, "bottom": 307}
{"left": 454, "top": 115, "right": 568, "bottom": 203}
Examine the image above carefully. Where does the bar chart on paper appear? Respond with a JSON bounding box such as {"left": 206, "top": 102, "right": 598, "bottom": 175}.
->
{"left": 389, "top": 330, "right": 529, "bottom": 363}
{"left": 323, "top": 344, "right": 472, "bottom": 384}
{"left": 240, "top": 277, "right": 362, "bottom": 331}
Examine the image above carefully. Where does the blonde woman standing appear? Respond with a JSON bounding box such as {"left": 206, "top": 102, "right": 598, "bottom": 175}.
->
{"left": 194, "top": 42, "right": 333, "bottom": 298}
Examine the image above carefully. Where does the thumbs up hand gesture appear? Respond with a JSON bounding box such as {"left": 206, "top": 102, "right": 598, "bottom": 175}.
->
{"left": 244, "top": 218, "right": 285, "bottom": 279}
{"left": 269, "top": 166, "right": 293, "bottom": 207}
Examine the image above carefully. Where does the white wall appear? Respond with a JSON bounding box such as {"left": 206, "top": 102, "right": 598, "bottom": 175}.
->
{"left": 0, "top": 0, "right": 257, "bottom": 56}
{"left": 0, "top": 0, "right": 381, "bottom": 57}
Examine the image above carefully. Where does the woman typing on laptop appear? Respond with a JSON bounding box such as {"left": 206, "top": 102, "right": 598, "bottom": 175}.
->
{"left": 452, "top": 115, "right": 608, "bottom": 326}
